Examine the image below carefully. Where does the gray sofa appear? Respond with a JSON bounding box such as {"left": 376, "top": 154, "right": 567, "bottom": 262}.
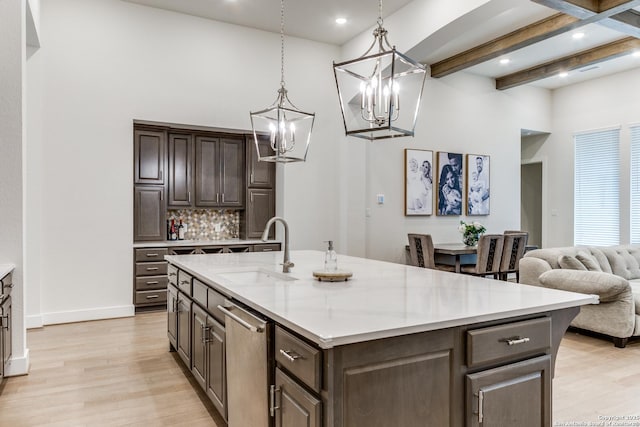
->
{"left": 520, "top": 245, "right": 640, "bottom": 348}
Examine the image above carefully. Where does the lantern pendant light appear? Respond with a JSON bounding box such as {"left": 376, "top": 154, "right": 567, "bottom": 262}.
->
{"left": 333, "top": 0, "right": 427, "bottom": 141}
{"left": 250, "top": 0, "right": 315, "bottom": 163}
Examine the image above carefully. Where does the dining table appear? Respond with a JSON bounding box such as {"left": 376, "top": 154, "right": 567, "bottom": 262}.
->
{"left": 433, "top": 243, "right": 478, "bottom": 273}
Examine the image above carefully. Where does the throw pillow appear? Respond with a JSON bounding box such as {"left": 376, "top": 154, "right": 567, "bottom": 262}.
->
{"left": 557, "top": 255, "right": 587, "bottom": 271}
{"left": 590, "top": 248, "right": 613, "bottom": 274}
{"left": 576, "top": 251, "right": 602, "bottom": 272}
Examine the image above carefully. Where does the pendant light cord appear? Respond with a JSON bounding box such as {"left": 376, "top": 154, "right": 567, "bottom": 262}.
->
{"left": 280, "top": 0, "right": 285, "bottom": 89}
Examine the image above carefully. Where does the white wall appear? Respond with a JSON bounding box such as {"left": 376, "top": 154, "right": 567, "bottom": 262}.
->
{"left": 529, "top": 67, "right": 640, "bottom": 248}
{"left": 0, "top": 0, "right": 29, "bottom": 375}
{"left": 26, "top": 0, "right": 342, "bottom": 325}
{"left": 351, "top": 73, "right": 551, "bottom": 263}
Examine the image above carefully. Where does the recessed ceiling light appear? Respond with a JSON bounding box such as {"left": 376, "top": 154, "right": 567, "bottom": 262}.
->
{"left": 499, "top": 58, "right": 510, "bottom": 65}
{"left": 572, "top": 32, "right": 585, "bottom": 40}
{"left": 558, "top": 72, "right": 569, "bottom": 78}
{"left": 335, "top": 17, "right": 347, "bottom": 25}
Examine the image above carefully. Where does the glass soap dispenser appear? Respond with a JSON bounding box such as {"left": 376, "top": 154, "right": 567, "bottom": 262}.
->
{"left": 324, "top": 240, "right": 338, "bottom": 272}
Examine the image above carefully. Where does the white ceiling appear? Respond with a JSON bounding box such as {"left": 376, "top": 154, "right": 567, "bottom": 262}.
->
{"left": 123, "top": 0, "right": 640, "bottom": 90}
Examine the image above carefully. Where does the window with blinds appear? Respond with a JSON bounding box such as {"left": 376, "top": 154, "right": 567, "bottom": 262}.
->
{"left": 574, "top": 128, "right": 620, "bottom": 246}
{"left": 631, "top": 125, "right": 640, "bottom": 244}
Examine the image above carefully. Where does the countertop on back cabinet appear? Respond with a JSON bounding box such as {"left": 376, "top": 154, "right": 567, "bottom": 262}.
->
{"left": 165, "top": 250, "right": 597, "bottom": 349}
{"left": 133, "top": 239, "right": 281, "bottom": 248}
{"left": 0, "top": 264, "right": 15, "bottom": 279}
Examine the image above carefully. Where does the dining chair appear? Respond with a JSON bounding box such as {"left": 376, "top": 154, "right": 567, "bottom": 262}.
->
{"left": 499, "top": 231, "right": 528, "bottom": 282}
{"left": 460, "top": 234, "right": 504, "bottom": 279}
{"left": 407, "top": 234, "right": 456, "bottom": 272}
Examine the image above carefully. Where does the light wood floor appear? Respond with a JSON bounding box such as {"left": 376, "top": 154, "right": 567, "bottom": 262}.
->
{"left": 0, "top": 312, "right": 638, "bottom": 426}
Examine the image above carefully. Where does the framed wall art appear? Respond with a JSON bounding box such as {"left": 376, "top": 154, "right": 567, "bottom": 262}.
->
{"left": 404, "top": 149, "right": 433, "bottom": 216}
{"left": 436, "top": 151, "right": 463, "bottom": 216}
{"left": 466, "top": 154, "right": 490, "bottom": 215}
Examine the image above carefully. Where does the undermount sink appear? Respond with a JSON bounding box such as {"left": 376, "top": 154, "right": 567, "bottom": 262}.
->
{"left": 217, "top": 268, "right": 298, "bottom": 284}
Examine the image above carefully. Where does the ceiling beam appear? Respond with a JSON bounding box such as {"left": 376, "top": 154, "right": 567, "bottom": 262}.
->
{"left": 430, "top": 13, "right": 581, "bottom": 78}
{"left": 532, "top": 0, "right": 640, "bottom": 36}
{"left": 495, "top": 36, "right": 640, "bottom": 89}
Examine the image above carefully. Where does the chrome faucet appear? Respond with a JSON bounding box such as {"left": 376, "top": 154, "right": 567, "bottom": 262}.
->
{"left": 261, "top": 216, "right": 294, "bottom": 273}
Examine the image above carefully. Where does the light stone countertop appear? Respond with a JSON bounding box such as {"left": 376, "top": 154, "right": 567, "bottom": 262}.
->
{"left": 166, "top": 250, "right": 597, "bottom": 349}
{"left": 0, "top": 264, "right": 15, "bottom": 279}
{"left": 133, "top": 239, "right": 280, "bottom": 248}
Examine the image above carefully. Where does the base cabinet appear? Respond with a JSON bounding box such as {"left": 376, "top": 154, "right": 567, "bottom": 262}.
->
{"left": 177, "top": 293, "right": 192, "bottom": 367}
{"left": 0, "top": 296, "right": 11, "bottom": 381}
{"left": 274, "top": 368, "right": 321, "bottom": 427}
{"left": 206, "top": 316, "right": 227, "bottom": 419}
{"left": 466, "top": 355, "right": 551, "bottom": 427}
{"left": 167, "top": 285, "right": 178, "bottom": 349}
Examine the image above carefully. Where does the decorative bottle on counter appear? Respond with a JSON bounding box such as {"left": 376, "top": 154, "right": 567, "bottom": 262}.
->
{"left": 169, "top": 219, "right": 177, "bottom": 241}
{"left": 324, "top": 240, "right": 338, "bottom": 272}
{"left": 178, "top": 219, "right": 185, "bottom": 240}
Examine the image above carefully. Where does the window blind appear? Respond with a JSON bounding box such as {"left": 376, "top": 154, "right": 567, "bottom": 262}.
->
{"left": 574, "top": 128, "right": 620, "bottom": 246}
{"left": 631, "top": 125, "right": 640, "bottom": 244}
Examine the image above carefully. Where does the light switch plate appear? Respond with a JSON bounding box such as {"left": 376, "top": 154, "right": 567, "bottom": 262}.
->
{"left": 377, "top": 194, "right": 385, "bottom": 204}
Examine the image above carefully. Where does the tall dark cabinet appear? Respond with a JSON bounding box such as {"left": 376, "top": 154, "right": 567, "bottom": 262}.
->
{"left": 133, "top": 127, "right": 166, "bottom": 242}
{"left": 242, "top": 134, "right": 276, "bottom": 239}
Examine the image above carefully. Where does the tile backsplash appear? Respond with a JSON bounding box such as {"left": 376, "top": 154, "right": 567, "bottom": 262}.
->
{"left": 167, "top": 209, "right": 239, "bottom": 240}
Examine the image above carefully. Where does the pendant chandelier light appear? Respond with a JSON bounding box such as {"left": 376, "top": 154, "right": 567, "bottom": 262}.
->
{"left": 333, "top": 0, "right": 427, "bottom": 141}
{"left": 250, "top": 0, "right": 315, "bottom": 163}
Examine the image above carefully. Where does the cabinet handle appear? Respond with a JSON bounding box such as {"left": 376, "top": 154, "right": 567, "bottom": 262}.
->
{"left": 505, "top": 337, "right": 531, "bottom": 346}
{"left": 180, "top": 280, "right": 190, "bottom": 285}
{"left": 222, "top": 193, "right": 225, "bottom": 203}
{"left": 216, "top": 193, "right": 219, "bottom": 203}
{"left": 168, "top": 272, "right": 177, "bottom": 277}
{"left": 147, "top": 267, "right": 159, "bottom": 271}
{"left": 279, "top": 349, "right": 302, "bottom": 362}
{"left": 262, "top": 249, "right": 274, "bottom": 252}
{"left": 269, "top": 385, "right": 281, "bottom": 417}
{"left": 146, "top": 295, "right": 159, "bottom": 299}
{"left": 201, "top": 325, "right": 211, "bottom": 343}
{"left": 188, "top": 191, "right": 191, "bottom": 202}
{"left": 146, "top": 253, "right": 159, "bottom": 257}
{"left": 478, "top": 390, "right": 484, "bottom": 423}
{"left": 146, "top": 281, "right": 159, "bottom": 285}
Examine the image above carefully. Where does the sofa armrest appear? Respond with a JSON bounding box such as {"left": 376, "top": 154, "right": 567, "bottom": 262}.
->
{"left": 519, "top": 257, "right": 552, "bottom": 286}
{"left": 538, "top": 270, "right": 631, "bottom": 303}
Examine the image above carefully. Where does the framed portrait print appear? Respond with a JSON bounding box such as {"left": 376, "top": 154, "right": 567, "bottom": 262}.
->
{"left": 466, "top": 154, "right": 490, "bottom": 215}
{"left": 404, "top": 149, "right": 433, "bottom": 216}
{"left": 436, "top": 152, "right": 464, "bottom": 216}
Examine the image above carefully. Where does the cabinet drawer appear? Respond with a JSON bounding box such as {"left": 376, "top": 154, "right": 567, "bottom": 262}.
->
{"left": 207, "top": 287, "right": 227, "bottom": 325}
{"left": 178, "top": 270, "right": 193, "bottom": 296}
{"left": 168, "top": 264, "right": 178, "bottom": 286}
{"left": 193, "top": 279, "right": 208, "bottom": 307}
{"left": 466, "top": 317, "right": 551, "bottom": 368}
{"left": 135, "top": 261, "right": 167, "bottom": 276}
{"left": 275, "top": 326, "right": 322, "bottom": 393}
{"left": 135, "top": 248, "right": 168, "bottom": 262}
{"left": 253, "top": 243, "right": 281, "bottom": 252}
{"left": 135, "top": 289, "right": 168, "bottom": 305}
{"left": 135, "top": 276, "right": 168, "bottom": 291}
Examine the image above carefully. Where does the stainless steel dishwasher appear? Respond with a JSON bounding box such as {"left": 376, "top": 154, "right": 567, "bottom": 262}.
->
{"left": 218, "top": 300, "right": 273, "bottom": 427}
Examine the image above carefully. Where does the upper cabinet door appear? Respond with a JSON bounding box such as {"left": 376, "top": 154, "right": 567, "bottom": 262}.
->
{"left": 195, "top": 136, "right": 221, "bottom": 207}
{"left": 168, "top": 133, "right": 193, "bottom": 207}
{"left": 134, "top": 129, "right": 166, "bottom": 184}
{"left": 219, "top": 138, "right": 245, "bottom": 207}
{"left": 247, "top": 134, "right": 276, "bottom": 188}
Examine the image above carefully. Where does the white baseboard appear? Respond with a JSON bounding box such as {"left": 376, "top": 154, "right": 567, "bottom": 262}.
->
{"left": 40, "top": 305, "right": 135, "bottom": 326}
{"left": 26, "top": 314, "right": 43, "bottom": 329}
{"left": 5, "top": 348, "right": 30, "bottom": 376}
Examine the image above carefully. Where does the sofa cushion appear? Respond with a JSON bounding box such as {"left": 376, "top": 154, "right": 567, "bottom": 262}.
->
{"left": 629, "top": 280, "right": 640, "bottom": 314}
{"left": 539, "top": 269, "right": 630, "bottom": 303}
{"left": 588, "top": 248, "right": 613, "bottom": 274}
{"left": 602, "top": 248, "right": 640, "bottom": 280}
{"left": 576, "top": 251, "right": 602, "bottom": 271}
{"left": 558, "top": 255, "right": 587, "bottom": 271}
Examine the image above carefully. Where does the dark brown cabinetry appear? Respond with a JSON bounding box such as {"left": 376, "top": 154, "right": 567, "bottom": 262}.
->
{"left": 242, "top": 135, "right": 276, "bottom": 239}
{"left": 275, "top": 367, "right": 322, "bottom": 427}
{"left": 134, "top": 129, "right": 165, "bottom": 185}
{"left": 177, "top": 292, "right": 192, "bottom": 367}
{"left": 168, "top": 134, "right": 193, "bottom": 207}
{"left": 169, "top": 134, "right": 245, "bottom": 209}
{"left": 167, "top": 284, "right": 178, "bottom": 349}
{"left": 133, "top": 248, "right": 168, "bottom": 307}
{"left": 133, "top": 186, "right": 165, "bottom": 242}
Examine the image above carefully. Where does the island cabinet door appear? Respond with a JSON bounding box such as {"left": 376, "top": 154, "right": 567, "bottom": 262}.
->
{"left": 206, "top": 316, "right": 226, "bottom": 421}
{"left": 274, "top": 367, "right": 321, "bottom": 427}
{"left": 177, "top": 293, "right": 192, "bottom": 367}
{"left": 466, "top": 355, "right": 551, "bottom": 427}
{"left": 191, "top": 304, "right": 208, "bottom": 391}
{"left": 167, "top": 285, "right": 178, "bottom": 349}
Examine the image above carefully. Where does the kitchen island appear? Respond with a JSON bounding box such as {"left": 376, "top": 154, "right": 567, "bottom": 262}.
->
{"left": 166, "top": 250, "right": 596, "bottom": 427}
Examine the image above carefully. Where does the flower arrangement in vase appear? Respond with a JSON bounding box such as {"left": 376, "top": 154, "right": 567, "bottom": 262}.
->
{"left": 458, "top": 220, "right": 486, "bottom": 246}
